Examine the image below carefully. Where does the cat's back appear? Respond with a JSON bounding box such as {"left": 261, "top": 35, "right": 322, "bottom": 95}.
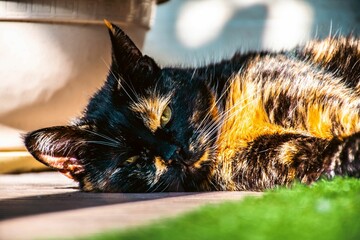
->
{"left": 224, "top": 36, "right": 360, "bottom": 95}
{"left": 299, "top": 36, "right": 360, "bottom": 91}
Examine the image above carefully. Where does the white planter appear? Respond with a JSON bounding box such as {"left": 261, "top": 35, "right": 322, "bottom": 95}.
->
{"left": 0, "top": 0, "right": 156, "bottom": 131}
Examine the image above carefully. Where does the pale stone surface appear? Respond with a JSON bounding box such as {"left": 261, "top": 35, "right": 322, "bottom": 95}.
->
{"left": 0, "top": 172, "right": 261, "bottom": 239}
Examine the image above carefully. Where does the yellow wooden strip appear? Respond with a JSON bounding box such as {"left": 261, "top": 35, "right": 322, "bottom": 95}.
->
{"left": 0, "top": 151, "right": 49, "bottom": 174}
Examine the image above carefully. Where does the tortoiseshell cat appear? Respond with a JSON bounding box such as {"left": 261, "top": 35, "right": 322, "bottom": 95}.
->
{"left": 25, "top": 21, "right": 360, "bottom": 192}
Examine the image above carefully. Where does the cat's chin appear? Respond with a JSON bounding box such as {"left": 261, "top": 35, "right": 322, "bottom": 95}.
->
{"left": 163, "top": 180, "right": 185, "bottom": 192}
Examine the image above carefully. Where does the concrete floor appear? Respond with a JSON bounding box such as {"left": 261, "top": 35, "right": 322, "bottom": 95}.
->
{"left": 0, "top": 172, "right": 261, "bottom": 239}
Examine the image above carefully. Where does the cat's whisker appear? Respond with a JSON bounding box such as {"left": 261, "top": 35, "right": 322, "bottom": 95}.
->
{"left": 203, "top": 132, "right": 221, "bottom": 147}
{"left": 195, "top": 75, "right": 236, "bottom": 133}
{"left": 190, "top": 68, "right": 198, "bottom": 81}
{"left": 102, "top": 58, "right": 137, "bottom": 103}
{"left": 125, "top": 79, "right": 141, "bottom": 101}
{"left": 117, "top": 76, "right": 137, "bottom": 103}
{"left": 203, "top": 82, "right": 261, "bottom": 131}
{"left": 176, "top": 178, "right": 184, "bottom": 192}
{"left": 149, "top": 175, "right": 171, "bottom": 193}
{"left": 201, "top": 96, "right": 261, "bottom": 143}
{"left": 147, "top": 167, "right": 167, "bottom": 193}
{"left": 82, "top": 129, "right": 121, "bottom": 145}
{"left": 147, "top": 179, "right": 162, "bottom": 193}
{"left": 196, "top": 118, "right": 222, "bottom": 143}
{"left": 160, "top": 180, "right": 172, "bottom": 193}
{"left": 199, "top": 86, "right": 263, "bottom": 141}
{"left": 165, "top": 177, "right": 178, "bottom": 192}
{"left": 195, "top": 105, "right": 224, "bottom": 136}
{"left": 83, "top": 140, "right": 120, "bottom": 148}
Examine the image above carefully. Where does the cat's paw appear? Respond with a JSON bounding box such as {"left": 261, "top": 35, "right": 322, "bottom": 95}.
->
{"left": 328, "top": 132, "right": 360, "bottom": 178}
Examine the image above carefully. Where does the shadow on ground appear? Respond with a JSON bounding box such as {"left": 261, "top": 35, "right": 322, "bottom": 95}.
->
{"left": 0, "top": 190, "right": 198, "bottom": 221}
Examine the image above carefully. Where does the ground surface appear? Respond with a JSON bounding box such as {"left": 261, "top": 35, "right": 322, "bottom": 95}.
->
{"left": 0, "top": 172, "right": 260, "bottom": 239}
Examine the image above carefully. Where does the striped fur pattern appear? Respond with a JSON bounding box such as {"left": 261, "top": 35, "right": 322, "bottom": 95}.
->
{"left": 24, "top": 22, "right": 360, "bottom": 192}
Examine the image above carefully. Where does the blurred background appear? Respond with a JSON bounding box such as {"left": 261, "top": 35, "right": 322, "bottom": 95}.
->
{"left": 0, "top": 0, "right": 359, "bottom": 173}
{"left": 144, "top": 0, "right": 359, "bottom": 65}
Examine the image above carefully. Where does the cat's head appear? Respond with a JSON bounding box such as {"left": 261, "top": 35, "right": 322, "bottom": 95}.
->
{"left": 24, "top": 21, "right": 220, "bottom": 192}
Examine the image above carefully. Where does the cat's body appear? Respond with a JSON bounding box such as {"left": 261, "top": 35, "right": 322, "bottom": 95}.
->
{"left": 25, "top": 21, "right": 360, "bottom": 192}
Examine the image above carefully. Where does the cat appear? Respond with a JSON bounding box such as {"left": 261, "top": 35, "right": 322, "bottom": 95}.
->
{"left": 24, "top": 20, "right": 360, "bottom": 192}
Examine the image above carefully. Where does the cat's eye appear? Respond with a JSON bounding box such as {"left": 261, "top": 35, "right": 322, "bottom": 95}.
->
{"left": 160, "top": 106, "right": 172, "bottom": 128}
{"left": 123, "top": 155, "right": 139, "bottom": 166}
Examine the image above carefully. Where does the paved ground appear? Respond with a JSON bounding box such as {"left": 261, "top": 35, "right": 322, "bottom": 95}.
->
{"left": 0, "top": 172, "right": 261, "bottom": 239}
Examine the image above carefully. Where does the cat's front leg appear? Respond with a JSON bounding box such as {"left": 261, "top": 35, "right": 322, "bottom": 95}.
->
{"left": 229, "top": 132, "right": 360, "bottom": 191}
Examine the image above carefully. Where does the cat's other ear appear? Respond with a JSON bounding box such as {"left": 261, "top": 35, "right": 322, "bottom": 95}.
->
{"left": 104, "top": 20, "right": 160, "bottom": 84}
{"left": 24, "top": 126, "right": 88, "bottom": 181}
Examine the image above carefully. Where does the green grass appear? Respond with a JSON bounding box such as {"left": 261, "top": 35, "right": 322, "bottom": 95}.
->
{"left": 83, "top": 178, "right": 360, "bottom": 240}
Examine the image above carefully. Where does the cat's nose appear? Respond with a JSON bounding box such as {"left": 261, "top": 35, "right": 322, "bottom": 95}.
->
{"left": 156, "top": 141, "right": 191, "bottom": 163}
{"left": 158, "top": 143, "right": 179, "bottom": 162}
{"left": 162, "top": 146, "right": 192, "bottom": 164}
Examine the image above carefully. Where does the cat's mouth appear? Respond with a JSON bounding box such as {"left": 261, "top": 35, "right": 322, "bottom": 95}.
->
{"left": 124, "top": 146, "right": 212, "bottom": 172}
{"left": 160, "top": 148, "right": 212, "bottom": 170}
{"left": 189, "top": 149, "right": 211, "bottom": 169}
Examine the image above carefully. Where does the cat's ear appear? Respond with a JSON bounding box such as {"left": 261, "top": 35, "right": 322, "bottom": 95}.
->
{"left": 104, "top": 20, "right": 160, "bottom": 85}
{"left": 24, "top": 126, "right": 89, "bottom": 181}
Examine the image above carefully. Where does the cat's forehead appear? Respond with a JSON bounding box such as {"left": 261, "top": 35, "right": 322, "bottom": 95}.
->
{"left": 129, "top": 92, "right": 172, "bottom": 132}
